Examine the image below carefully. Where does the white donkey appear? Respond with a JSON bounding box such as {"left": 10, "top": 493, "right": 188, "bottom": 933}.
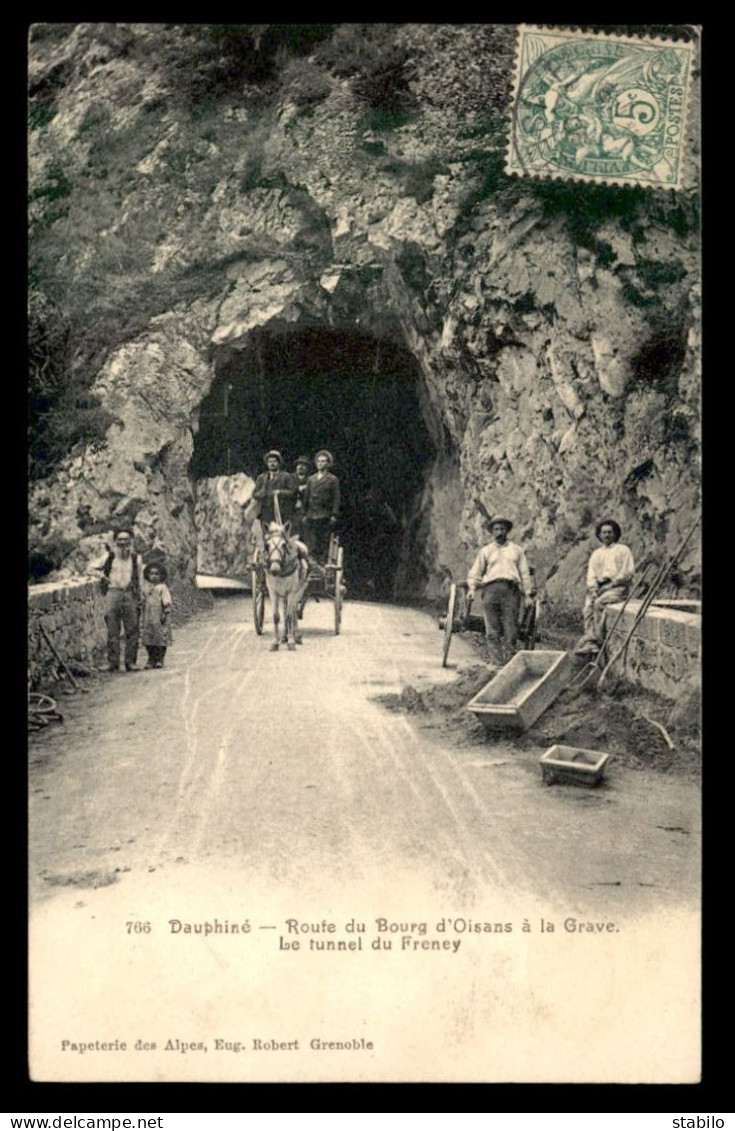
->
{"left": 262, "top": 522, "right": 309, "bottom": 651}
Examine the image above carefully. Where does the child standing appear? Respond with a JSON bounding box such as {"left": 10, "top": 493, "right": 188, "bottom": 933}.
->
{"left": 141, "top": 562, "right": 173, "bottom": 668}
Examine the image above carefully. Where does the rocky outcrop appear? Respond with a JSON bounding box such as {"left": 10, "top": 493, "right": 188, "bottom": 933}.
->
{"left": 29, "top": 23, "right": 701, "bottom": 613}
{"left": 195, "top": 474, "right": 256, "bottom": 580}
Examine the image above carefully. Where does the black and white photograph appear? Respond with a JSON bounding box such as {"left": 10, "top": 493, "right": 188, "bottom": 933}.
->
{"left": 27, "top": 23, "right": 701, "bottom": 1083}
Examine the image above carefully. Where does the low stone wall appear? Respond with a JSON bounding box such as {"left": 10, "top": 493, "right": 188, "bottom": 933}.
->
{"left": 28, "top": 578, "right": 107, "bottom": 687}
{"left": 604, "top": 599, "right": 701, "bottom": 699}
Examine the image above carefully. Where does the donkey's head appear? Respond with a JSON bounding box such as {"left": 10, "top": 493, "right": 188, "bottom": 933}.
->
{"left": 264, "top": 522, "right": 292, "bottom": 576}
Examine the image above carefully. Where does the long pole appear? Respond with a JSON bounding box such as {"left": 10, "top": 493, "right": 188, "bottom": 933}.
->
{"left": 39, "top": 623, "right": 79, "bottom": 690}
{"left": 598, "top": 515, "right": 700, "bottom": 686}
{"left": 569, "top": 563, "right": 654, "bottom": 691}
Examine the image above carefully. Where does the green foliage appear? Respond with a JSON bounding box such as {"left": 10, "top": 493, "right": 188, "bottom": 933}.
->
{"left": 396, "top": 242, "right": 430, "bottom": 291}
{"left": 359, "top": 106, "right": 416, "bottom": 132}
{"left": 380, "top": 155, "right": 448, "bottom": 204}
{"left": 628, "top": 326, "right": 688, "bottom": 396}
{"left": 315, "top": 24, "right": 414, "bottom": 119}
{"left": 29, "top": 23, "right": 77, "bottom": 44}
{"left": 155, "top": 24, "right": 335, "bottom": 108}
{"left": 29, "top": 292, "right": 117, "bottom": 480}
{"left": 28, "top": 104, "right": 56, "bottom": 131}
{"left": 157, "top": 25, "right": 271, "bottom": 106}
{"left": 29, "top": 164, "right": 73, "bottom": 205}
{"left": 456, "top": 112, "right": 504, "bottom": 142}
{"left": 664, "top": 410, "right": 696, "bottom": 453}
{"left": 594, "top": 241, "right": 617, "bottom": 268}
{"left": 455, "top": 142, "right": 699, "bottom": 257}
{"left": 457, "top": 148, "right": 507, "bottom": 204}
{"left": 360, "top": 139, "right": 386, "bottom": 156}
{"left": 636, "top": 258, "right": 688, "bottom": 288}
{"left": 238, "top": 154, "right": 264, "bottom": 193}
{"left": 279, "top": 57, "right": 332, "bottom": 108}
{"left": 28, "top": 535, "right": 78, "bottom": 581}
{"left": 28, "top": 80, "right": 285, "bottom": 460}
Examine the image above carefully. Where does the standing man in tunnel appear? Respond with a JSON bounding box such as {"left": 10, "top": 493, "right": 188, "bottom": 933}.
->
{"left": 291, "top": 454, "right": 312, "bottom": 541}
{"left": 467, "top": 516, "right": 536, "bottom": 667}
{"left": 303, "top": 449, "right": 340, "bottom": 564}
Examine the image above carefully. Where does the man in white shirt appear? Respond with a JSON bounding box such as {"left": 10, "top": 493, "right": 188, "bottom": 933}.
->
{"left": 583, "top": 519, "right": 635, "bottom": 643}
{"left": 88, "top": 528, "right": 145, "bottom": 672}
{"left": 467, "top": 516, "right": 535, "bottom": 666}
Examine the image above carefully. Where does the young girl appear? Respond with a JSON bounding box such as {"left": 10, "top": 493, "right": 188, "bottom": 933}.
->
{"left": 141, "top": 562, "right": 173, "bottom": 668}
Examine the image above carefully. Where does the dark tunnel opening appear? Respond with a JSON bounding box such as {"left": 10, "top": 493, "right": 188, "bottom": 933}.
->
{"left": 191, "top": 328, "right": 437, "bottom": 600}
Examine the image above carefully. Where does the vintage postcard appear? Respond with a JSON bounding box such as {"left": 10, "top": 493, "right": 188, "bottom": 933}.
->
{"left": 28, "top": 23, "right": 701, "bottom": 1084}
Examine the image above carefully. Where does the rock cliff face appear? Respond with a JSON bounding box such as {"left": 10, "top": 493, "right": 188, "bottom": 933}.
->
{"left": 28, "top": 23, "right": 701, "bottom": 611}
{"left": 195, "top": 474, "right": 255, "bottom": 580}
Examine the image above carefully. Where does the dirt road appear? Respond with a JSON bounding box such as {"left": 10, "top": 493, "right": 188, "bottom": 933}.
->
{"left": 28, "top": 596, "right": 701, "bottom": 1083}
{"left": 30, "top": 596, "right": 699, "bottom": 908}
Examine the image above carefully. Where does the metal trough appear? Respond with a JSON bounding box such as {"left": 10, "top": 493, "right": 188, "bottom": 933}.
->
{"left": 466, "top": 650, "right": 572, "bottom": 732}
{"left": 540, "top": 744, "right": 610, "bottom": 787}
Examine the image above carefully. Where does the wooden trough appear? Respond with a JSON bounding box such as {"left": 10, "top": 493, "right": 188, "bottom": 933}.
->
{"left": 540, "top": 744, "right": 610, "bottom": 788}
{"left": 466, "top": 650, "right": 572, "bottom": 733}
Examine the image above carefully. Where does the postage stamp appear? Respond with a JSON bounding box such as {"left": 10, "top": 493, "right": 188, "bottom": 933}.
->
{"left": 506, "top": 25, "right": 696, "bottom": 190}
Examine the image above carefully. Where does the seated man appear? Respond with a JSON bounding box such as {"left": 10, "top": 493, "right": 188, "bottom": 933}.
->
{"left": 467, "top": 515, "right": 535, "bottom": 667}
{"left": 582, "top": 519, "right": 635, "bottom": 644}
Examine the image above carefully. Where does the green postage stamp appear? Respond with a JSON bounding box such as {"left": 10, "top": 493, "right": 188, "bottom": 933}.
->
{"left": 506, "top": 25, "right": 696, "bottom": 189}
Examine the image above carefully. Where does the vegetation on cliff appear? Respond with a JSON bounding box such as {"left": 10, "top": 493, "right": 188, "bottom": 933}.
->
{"left": 28, "top": 23, "right": 701, "bottom": 607}
{"left": 29, "top": 23, "right": 700, "bottom": 480}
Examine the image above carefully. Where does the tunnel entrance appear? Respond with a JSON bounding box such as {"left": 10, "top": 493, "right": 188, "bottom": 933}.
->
{"left": 191, "top": 328, "right": 436, "bottom": 600}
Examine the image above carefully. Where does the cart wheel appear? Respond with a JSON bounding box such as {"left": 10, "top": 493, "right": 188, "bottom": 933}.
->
{"left": 251, "top": 564, "right": 266, "bottom": 635}
{"left": 28, "top": 693, "right": 57, "bottom": 714}
{"left": 334, "top": 546, "right": 344, "bottom": 635}
{"left": 441, "top": 583, "right": 457, "bottom": 667}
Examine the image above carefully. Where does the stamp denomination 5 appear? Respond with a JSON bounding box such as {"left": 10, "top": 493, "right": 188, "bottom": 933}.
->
{"left": 506, "top": 25, "right": 696, "bottom": 190}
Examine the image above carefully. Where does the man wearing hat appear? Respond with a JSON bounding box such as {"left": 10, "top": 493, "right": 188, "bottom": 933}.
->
{"left": 303, "top": 449, "right": 340, "bottom": 563}
{"left": 251, "top": 450, "right": 297, "bottom": 529}
{"left": 467, "top": 516, "right": 535, "bottom": 666}
{"left": 583, "top": 519, "right": 635, "bottom": 643}
{"left": 87, "top": 527, "right": 145, "bottom": 672}
{"left": 291, "top": 454, "right": 312, "bottom": 541}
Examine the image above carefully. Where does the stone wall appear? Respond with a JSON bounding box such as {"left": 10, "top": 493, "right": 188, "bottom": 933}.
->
{"left": 604, "top": 599, "right": 701, "bottom": 699}
{"left": 28, "top": 579, "right": 107, "bottom": 687}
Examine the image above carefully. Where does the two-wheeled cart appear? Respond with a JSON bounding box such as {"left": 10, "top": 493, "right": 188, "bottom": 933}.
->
{"left": 300, "top": 533, "right": 345, "bottom": 635}
{"left": 251, "top": 533, "right": 345, "bottom": 636}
